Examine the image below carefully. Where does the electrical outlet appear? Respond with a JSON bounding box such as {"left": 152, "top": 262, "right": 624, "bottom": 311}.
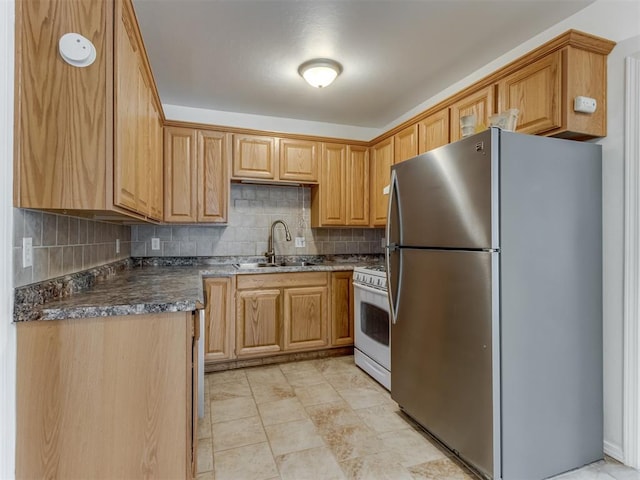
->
{"left": 115, "top": 239, "right": 120, "bottom": 254}
{"left": 295, "top": 236, "right": 305, "bottom": 248}
{"left": 22, "top": 237, "right": 33, "bottom": 268}
{"left": 574, "top": 96, "right": 597, "bottom": 113}
{"left": 151, "top": 237, "right": 160, "bottom": 250}
{"left": 381, "top": 238, "right": 386, "bottom": 248}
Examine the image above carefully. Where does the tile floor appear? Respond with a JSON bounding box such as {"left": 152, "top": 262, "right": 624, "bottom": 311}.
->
{"left": 198, "top": 355, "right": 640, "bottom": 480}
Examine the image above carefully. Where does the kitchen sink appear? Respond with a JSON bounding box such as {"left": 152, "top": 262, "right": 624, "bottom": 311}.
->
{"left": 233, "top": 261, "right": 317, "bottom": 269}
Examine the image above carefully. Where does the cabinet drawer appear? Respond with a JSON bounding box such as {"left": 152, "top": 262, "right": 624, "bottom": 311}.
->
{"left": 236, "top": 272, "right": 329, "bottom": 290}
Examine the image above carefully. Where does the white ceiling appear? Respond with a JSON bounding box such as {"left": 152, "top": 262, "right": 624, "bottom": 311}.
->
{"left": 132, "top": 0, "right": 594, "bottom": 129}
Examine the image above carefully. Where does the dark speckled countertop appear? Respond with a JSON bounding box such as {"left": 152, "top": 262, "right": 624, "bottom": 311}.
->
{"left": 14, "top": 255, "right": 382, "bottom": 322}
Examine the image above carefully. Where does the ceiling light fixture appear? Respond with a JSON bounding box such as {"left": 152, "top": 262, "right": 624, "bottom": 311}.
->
{"left": 298, "top": 58, "right": 342, "bottom": 88}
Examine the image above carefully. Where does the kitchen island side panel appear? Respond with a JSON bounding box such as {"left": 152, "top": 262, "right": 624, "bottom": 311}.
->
{"left": 499, "top": 132, "right": 603, "bottom": 479}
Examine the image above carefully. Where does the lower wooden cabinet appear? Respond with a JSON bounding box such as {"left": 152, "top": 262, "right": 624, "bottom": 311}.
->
{"left": 205, "top": 271, "right": 353, "bottom": 365}
{"left": 331, "top": 271, "right": 354, "bottom": 346}
{"left": 16, "top": 312, "right": 198, "bottom": 479}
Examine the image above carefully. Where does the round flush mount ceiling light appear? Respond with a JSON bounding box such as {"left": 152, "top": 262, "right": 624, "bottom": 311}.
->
{"left": 298, "top": 58, "right": 342, "bottom": 88}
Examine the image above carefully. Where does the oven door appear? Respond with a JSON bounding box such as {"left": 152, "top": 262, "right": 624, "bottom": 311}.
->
{"left": 353, "top": 283, "right": 391, "bottom": 371}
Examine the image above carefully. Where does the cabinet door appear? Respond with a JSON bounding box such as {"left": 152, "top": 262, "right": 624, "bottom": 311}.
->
{"left": 283, "top": 286, "right": 329, "bottom": 351}
{"left": 497, "top": 51, "right": 562, "bottom": 135}
{"left": 114, "top": 3, "right": 141, "bottom": 212}
{"left": 148, "top": 102, "right": 164, "bottom": 221}
{"left": 418, "top": 109, "right": 450, "bottom": 154}
{"left": 450, "top": 86, "right": 495, "bottom": 142}
{"left": 164, "top": 127, "right": 198, "bottom": 222}
{"left": 135, "top": 64, "right": 151, "bottom": 216}
{"left": 346, "top": 145, "right": 370, "bottom": 226}
{"left": 204, "top": 278, "right": 234, "bottom": 361}
{"left": 232, "top": 134, "right": 277, "bottom": 180}
{"left": 331, "top": 272, "right": 354, "bottom": 346}
{"left": 370, "top": 137, "right": 394, "bottom": 227}
{"left": 280, "top": 139, "right": 319, "bottom": 183}
{"left": 236, "top": 289, "right": 282, "bottom": 356}
{"left": 394, "top": 124, "right": 418, "bottom": 163}
{"left": 319, "top": 143, "right": 347, "bottom": 225}
{"left": 197, "top": 130, "right": 230, "bottom": 223}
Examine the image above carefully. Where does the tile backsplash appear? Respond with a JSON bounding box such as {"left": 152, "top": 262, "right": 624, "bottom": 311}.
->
{"left": 131, "top": 184, "right": 385, "bottom": 258}
{"left": 13, "top": 209, "right": 131, "bottom": 287}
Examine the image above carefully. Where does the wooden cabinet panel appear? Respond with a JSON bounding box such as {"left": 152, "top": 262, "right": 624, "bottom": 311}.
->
{"left": 320, "top": 143, "right": 347, "bottom": 225}
{"left": 16, "top": 312, "right": 194, "bottom": 479}
{"left": 197, "top": 130, "right": 230, "bottom": 223}
{"left": 148, "top": 104, "right": 164, "bottom": 221}
{"left": 370, "top": 137, "right": 394, "bottom": 227}
{"left": 233, "top": 134, "right": 277, "bottom": 180}
{"left": 135, "top": 65, "right": 152, "bottom": 216}
{"left": 498, "top": 51, "right": 562, "bottom": 135}
{"left": 394, "top": 124, "right": 418, "bottom": 163}
{"left": 204, "top": 278, "right": 234, "bottom": 361}
{"left": 418, "top": 109, "right": 450, "bottom": 154}
{"left": 236, "top": 289, "right": 282, "bottom": 356}
{"left": 347, "top": 145, "right": 370, "bottom": 226}
{"left": 450, "top": 86, "right": 495, "bottom": 142}
{"left": 283, "top": 286, "right": 329, "bottom": 351}
{"left": 164, "top": 127, "right": 198, "bottom": 222}
{"left": 331, "top": 271, "right": 354, "bottom": 346}
{"left": 280, "top": 139, "right": 319, "bottom": 182}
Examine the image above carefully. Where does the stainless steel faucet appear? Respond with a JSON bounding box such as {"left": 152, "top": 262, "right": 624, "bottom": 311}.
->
{"left": 265, "top": 220, "right": 292, "bottom": 264}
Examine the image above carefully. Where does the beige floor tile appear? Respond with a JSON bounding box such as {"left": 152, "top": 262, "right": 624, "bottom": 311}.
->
{"left": 321, "top": 423, "right": 382, "bottom": 462}
{"left": 306, "top": 400, "right": 365, "bottom": 433}
{"left": 276, "top": 446, "right": 346, "bottom": 480}
{"left": 265, "top": 418, "right": 325, "bottom": 456}
{"left": 295, "top": 382, "right": 342, "bottom": 406}
{"left": 198, "top": 414, "right": 212, "bottom": 439}
{"left": 211, "top": 396, "right": 258, "bottom": 423}
{"left": 340, "top": 453, "right": 414, "bottom": 480}
{"left": 197, "top": 437, "right": 214, "bottom": 473}
{"left": 279, "top": 359, "right": 321, "bottom": 375}
{"left": 210, "top": 379, "right": 253, "bottom": 401}
{"left": 258, "top": 397, "right": 309, "bottom": 426}
{"left": 212, "top": 415, "right": 267, "bottom": 452}
{"left": 377, "top": 428, "right": 449, "bottom": 468}
{"left": 196, "top": 470, "right": 216, "bottom": 480}
{"left": 324, "top": 371, "right": 380, "bottom": 391}
{"left": 338, "top": 387, "right": 392, "bottom": 410}
{"left": 210, "top": 369, "right": 248, "bottom": 386}
{"left": 246, "top": 365, "right": 289, "bottom": 386}
{"left": 283, "top": 370, "right": 327, "bottom": 388}
{"left": 354, "top": 403, "right": 409, "bottom": 433}
{"left": 252, "top": 382, "right": 296, "bottom": 404}
{"left": 407, "top": 457, "right": 476, "bottom": 480}
{"left": 314, "top": 356, "right": 356, "bottom": 375}
{"left": 213, "top": 442, "right": 279, "bottom": 480}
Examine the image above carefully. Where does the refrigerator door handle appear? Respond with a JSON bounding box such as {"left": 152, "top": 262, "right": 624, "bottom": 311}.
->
{"left": 386, "top": 170, "right": 402, "bottom": 324}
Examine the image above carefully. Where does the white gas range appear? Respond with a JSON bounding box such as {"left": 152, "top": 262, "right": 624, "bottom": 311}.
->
{"left": 352, "top": 265, "right": 390, "bottom": 390}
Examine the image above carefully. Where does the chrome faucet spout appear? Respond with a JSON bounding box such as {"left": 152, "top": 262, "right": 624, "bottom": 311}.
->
{"left": 265, "top": 220, "right": 292, "bottom": 264}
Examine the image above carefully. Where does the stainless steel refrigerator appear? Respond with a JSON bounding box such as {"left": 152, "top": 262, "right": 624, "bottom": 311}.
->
{"left": 386, "top": 127, "right": 603, "bottom": 480}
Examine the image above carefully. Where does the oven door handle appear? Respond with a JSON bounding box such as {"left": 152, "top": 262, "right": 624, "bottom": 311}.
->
{"left": 353, "top": 283, "right": 388, "bottom": 296}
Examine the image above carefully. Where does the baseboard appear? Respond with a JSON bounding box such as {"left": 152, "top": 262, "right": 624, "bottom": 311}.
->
{"left": 604, "top": 439, "right": 624, "bottom": 462}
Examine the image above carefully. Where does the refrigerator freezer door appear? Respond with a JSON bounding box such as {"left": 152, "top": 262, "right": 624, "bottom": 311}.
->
{"left": 391, "top": 248, "right": 498, "bottom": 479}
{"left": 389, "top": 129, "right": 498, "bottom": 250}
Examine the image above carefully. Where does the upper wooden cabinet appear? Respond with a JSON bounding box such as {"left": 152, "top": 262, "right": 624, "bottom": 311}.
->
{"left": 418, "top": 109, "right": 450, "bottom": 154}
{"left": 498, "top": 43, "right": 610, "bottom": 139}
{"left": 311, "top": 143, "right": 369, "bottom": 227}
{"left": 14, "top": 0, "right": 163, "bottom": 221}
{"left": 370, "top": 137, "right": 394, "bottom": 227}
{"left": 450, "top": 85, "right": 495, "bottom": 142}
{"left": 279, "top": 139, "right": 319, "bottom": 183}
{"left": 164, "top": 126, "right": 230, "bottom": 223}
{"left": 394, "top": 124, "right": 419, "bottom": 163}
{"left": 232, "top": 134, "right": 277, "bottom": 180}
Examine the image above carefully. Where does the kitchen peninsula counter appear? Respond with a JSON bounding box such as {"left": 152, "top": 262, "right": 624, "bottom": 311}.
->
{"left": 14, "top": 256, "right": 381, "bottom": 322}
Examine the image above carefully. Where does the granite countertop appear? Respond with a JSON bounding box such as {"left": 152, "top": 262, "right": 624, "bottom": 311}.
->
{"left": 15, "top": 256, "right": 381, "bottom": 322}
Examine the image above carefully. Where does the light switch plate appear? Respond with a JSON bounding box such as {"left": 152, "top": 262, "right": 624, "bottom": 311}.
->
{"left": 115, "top": 239, "right": 120, "bottom": 254}
{"left": 295, "top": 236, "right": 305, "bottom": 248}
{"left": 151, "top": 238, "right": 160, "bottom": 250}
{"left": 22, "top": 237, "right": 33, "bottom": 268}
